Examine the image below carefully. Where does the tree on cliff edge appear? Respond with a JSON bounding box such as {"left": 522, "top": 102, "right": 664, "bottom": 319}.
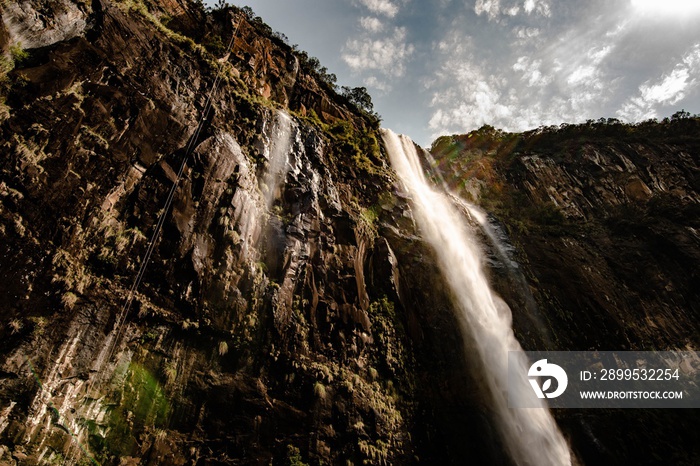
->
{"left": 341, "top": 86, "right": 374, "bottom": 113}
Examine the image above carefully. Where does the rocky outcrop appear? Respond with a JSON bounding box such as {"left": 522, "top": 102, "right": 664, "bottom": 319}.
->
{"left": 1, "top": 0, "right": 91, "bottom": 49}
{"left": 431, "top": 123, "right": 700, "bottom": 351}
{"left": 0, "top": 1, "right": 490, "bottom": 465}
{"left": 190, "top": 7, "right": 359, "bottom": 123}
{"left": 431, "top": 122, "right": 700, "bottom": 465}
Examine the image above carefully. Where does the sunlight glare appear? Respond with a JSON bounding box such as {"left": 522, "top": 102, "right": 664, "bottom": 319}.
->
{"left": 631, "top": 0, "right": 700, "bottom": 16}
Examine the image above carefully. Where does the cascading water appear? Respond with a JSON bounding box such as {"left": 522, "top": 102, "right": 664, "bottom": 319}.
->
{"left": 452, "top": 197, "right": 551, "bottom": 342}
{"left": 420, "top": 146, "right": 549, "bottom": 343}
{"left": 381, "top": 129, "right": 571, "bottom": 466}
{"left": 262, "top": 111, "right": 294, "bottom": 210}
{"left": 455, "top": 198, "right": 517, "bottom": 267}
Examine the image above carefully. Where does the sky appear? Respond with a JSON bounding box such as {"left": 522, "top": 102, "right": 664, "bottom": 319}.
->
{"left": 205, "top": 0, "right": 700, "bottom": 147}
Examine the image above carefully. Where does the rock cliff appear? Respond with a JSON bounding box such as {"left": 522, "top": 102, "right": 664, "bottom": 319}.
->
{"left": 0, "top": 1, "right": 493, "bottom": 464}
{"left": 431, "top": 121, "right": 700, "bottom": 465}
{"left": 0, "top": 1, "right": 698, "bottom": 465}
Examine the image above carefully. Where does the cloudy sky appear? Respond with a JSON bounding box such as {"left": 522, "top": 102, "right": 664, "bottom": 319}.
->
{"left": 209, "top": 0, "right": 700, "bottom": 147}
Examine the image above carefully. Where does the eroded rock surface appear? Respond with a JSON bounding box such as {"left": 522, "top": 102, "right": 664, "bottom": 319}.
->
{"left": 0, "top": 1, "right": 491, "bottom": 464}
{"left": 431, "top": 124, "right": 700, "bottom": 465}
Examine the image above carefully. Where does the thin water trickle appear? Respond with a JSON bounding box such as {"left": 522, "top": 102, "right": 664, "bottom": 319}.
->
{"left": 454, "top": 198, "right": 517, "bottom": 267}
{"left": 262, "top": 111, "right": 293, "bottom": 210}
{"left": 382, "top": 129, "right": 571, "bottom": 466}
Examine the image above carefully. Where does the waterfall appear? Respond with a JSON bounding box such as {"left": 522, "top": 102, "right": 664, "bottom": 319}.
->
{"left": 454, "top": 197, "right": 517, "bottom": 267}
{"left": 452, "top": 197, "right": 552, "bottom": 343}
{"left": 381, "top": 129, "right": 571, "bottom": 466}
{"left": 262, "top": 111, "right": 293, "bottom": 210}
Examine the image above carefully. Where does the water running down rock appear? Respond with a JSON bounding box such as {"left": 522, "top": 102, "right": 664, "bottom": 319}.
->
{"left": 382, "top": 128, "right": 572, "bottom": 466}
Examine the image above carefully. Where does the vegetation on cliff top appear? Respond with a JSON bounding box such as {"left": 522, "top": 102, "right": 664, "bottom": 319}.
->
{"left": 202, "top": 2, "right": 382, "bottom": 124}
{"left": 430, "top": 113, "right": 700, "bottom": 222}
{"left": 432, "top": 111, "right": 700, "bottom": 163}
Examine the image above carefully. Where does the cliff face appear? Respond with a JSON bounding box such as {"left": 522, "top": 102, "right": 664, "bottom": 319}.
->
{"left": 0, "top": 1, "right": 489, "bottom": 465}
{"left": 431, "top": 122, "right": 700, "bottom": 352}
{"left": 1, "top": 1, "right": 699, "bottom": 465}
{"left": 431, "top": 122, "right": 700, "bottom": 465}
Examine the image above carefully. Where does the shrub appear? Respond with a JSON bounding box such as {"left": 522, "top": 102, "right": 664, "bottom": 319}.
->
{"left": 313, "top": 381, "right": 326, "bottom": 399}
{"left": 9, "top": 43, "right": 29, "bottom": 66}
{"left": 9, "top": 318, "right": 23, "bottom": 334}
{"left": 286, "top": 445, "right": 308, "bottom": 466}
{"left": 61, "top": 292, "right": 78, "bottom": 310}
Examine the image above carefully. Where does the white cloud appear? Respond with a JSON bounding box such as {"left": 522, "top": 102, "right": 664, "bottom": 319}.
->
{"left": 505, "top": 6, "right": 521, "bottom": 16}
{"left": 527, "top": 40, "right": 612, "bottom": 117}
{"left": 566, "top": 65, "right": 596, "bottom": 86}
{"left": 564, "top": 50, "right": 605, "bottom": 85}
{"left": 475, "top": 0, "right": 502, "bottom": 20}
{"left": 563, "top": 46, "right": 610, "bottom": 88}
{"left": 516, "top": 27, "right": 540, "bottom": 38}
{"left": 529, "top": 0, "right": 551, "bottom": 17}
{"left": 342, "top": 26, "right": 415, "bottom": 78}
{"left": 617, "top": 44, "right": 700, "bottom": 120}
{"left": 640, "top": 68, "right": 690, "bottom": 104}
{"left": 511, "top": 26, "right": 542, "bottom": 46}
{"left": 428, "top": 33, "right": 515, "bottom": 134}
{"left": 360, "top": 16, "right": 383, "bottom": 32}
{"left": 343, "top": 0, "right": 414, "bottom": 92}
{"left": 475, "top": 0, "right": 550, "bottom": 20}
{"left": 426, "top": 9, "right": 627, "bottom": 138}
{"left": 513, "top": 56, "right": 552, "bottom": 87}
{"left": 359, "top": 0, "right": 399, "bottom": 17}
{"left": 617, "top": 98, "right": 657, "bottom": 122}
{"left": 424, "top": 0, "right": 700, "bottom": 144}
{"left": 428, "top": 61, "right": 518, "bottom": 136}
{"left": 631, "top": 0, "right": 700, "bottom": 17}
{"left": 364, "top": 75, "right": 392, "bottom": 92}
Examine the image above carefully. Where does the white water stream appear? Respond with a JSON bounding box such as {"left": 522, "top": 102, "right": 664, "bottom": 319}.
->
{"left": 262, "top": 111, "right": 293, "bottom": 210}
{"left": 382, "top": 129, "right": 571, "bottom": 466}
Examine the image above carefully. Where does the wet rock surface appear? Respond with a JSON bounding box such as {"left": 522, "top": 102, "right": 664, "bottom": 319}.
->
{"left": 0, "top": 1, "right": 497, "bottom": 465}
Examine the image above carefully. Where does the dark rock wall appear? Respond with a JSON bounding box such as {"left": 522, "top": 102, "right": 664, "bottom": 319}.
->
{"left": 431, "top": 123, "right": 700, "bottom": 466}
{"left": 0, "top": 1, "right": 491, "bottom": 465}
